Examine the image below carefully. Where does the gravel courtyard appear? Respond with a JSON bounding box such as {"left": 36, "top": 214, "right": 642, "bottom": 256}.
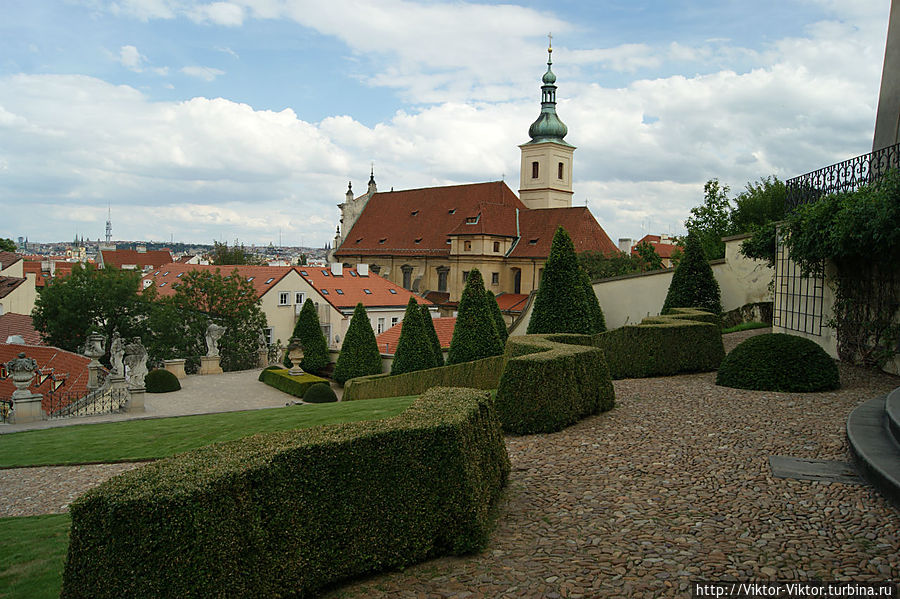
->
{"left": 3, "top": 330, "right": 899, "bottom": 597}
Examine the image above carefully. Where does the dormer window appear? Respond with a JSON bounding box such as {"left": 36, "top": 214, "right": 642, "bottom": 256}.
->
{"left": 265, "top": 277, "right": 275, "bottom": 284}
{"left": 321, "top": 289, "right": 329, "bottom": 295}
{"left": 379, "top": 238, "right": 386, "bottom": 244}
{"left": 162, "top": 271, "right": 169, "bottom": 276}
{"left": 336, "top": 289, "right": 344, "bottom": 295}
{"left": 246, "top": 276, "right": 255, "bottom": 282}
{"left": 159, "top": 282, "right": 167, "bottom": 287}
{"left": 465, "top": 216, "right": 478, "bottom": 224}
{"left": 322, "top": 270, "right": 330, "bottom": 276}
{"left": 349, "top": 271, "right": 357, "bottom": 277}
{"left": 529, "top": 238, "right": 538, "bottom": 245}
{"left": 363, "top": 289, "right": 372, "bottom": 294}
{"left": 411, "top": 210, "right": 419, "bottom": 216}
{"left": 355, "top": 238, "right": 363, "bottom": 243}
{"left": 415, "top": 238, "right": 422, "bottom": 244}
{"left": 446, "top": 239, "right": 451, "bottom": 244}
{"left": 389, "top": 289, "right": 397, "bottom": 294}
{"left": 300, "top": 270, "right": 308, "bottom": 276}
{"left": 448, "top": 209, "right": 456, "bottom": 214}
{"left": 177, "top": 272, "right": 184, "bottom": 278}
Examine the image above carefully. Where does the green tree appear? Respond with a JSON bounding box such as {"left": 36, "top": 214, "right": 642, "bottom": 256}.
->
{"left": 391, "top": 297, "right": 433, "bottom": 375}
{"left": 730, "top": 176, "right": 786, "bottom": 234}
{"left": 0, "top": 238, "right": 16, "bottom": 252}
{"left": 485, "top": 290, "right": 509, "bottom": 347}
{"left": 210, "top": 240, "right": 262, "bottom": 265}
{"left": 147, "top": 269, "right": 268, "bottom": 372}
{"left": 580, "top": 271, "right": 606, "bottom": 333}
{"left": 633, "top": 241, "right": 664, "bottom": 272}
{"left": 527, "top": 227, "right": 593, "bottom": 334}
{"left": 291, "top": 298, "right": 330, "bottom": 374}
{"left": 684, "top": 178, "right": 733, "bottom": 260}
{"left": 577, "top": 250, "right": 641, "bottom": 280}
{"left": 420, "top": 304, "right": 444, "bottom": 368}
{"left": 32, "top": 263, "right": 149, "bottom": 359}
{"left": 333, "top": 303, "right": 383, "bottom": 384}
{"left": 662, "top": 233, "right": 722, "bottom": 315}
{"left": 447, "top": 269, "right": 503, "bottom": 364}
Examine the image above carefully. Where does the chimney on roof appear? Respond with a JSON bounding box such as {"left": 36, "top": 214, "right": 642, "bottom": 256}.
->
{"left": 330, "top": 262, "right": 343, "bottom": 276}
{"left": 618, "top": 238, "right": 633, "bottom": 254}
{"left": 357, "top": 264, "right": 369, "bottom": 276}
{"left": 136, "top": 244, "right": 146, "bottom": 253}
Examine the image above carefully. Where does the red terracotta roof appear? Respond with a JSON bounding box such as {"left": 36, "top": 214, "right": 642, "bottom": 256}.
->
{"left": 23, "top": 260, "right": 77, "bottom": 288}
{"left": 296, "top": 266, "right": 431, "bottom": 311}
{"left": 510, "top": 207, "right": 618, "bottom": 258}
{"left": 0, "top": 343, "right": 92, "bottom": 408}
{"left": 101, "top": 249, "right": 173, "bottom": 270}
{"left": 335, "top": 181, "right": 526, "bottom": 258}
{"left": 141, "top": 263, "right": 294, "bottom": 299}
{"left": 0, "top": 252, "right": 22, "bottom": 271}
{"left": 375, "top": 317, "right": 456, "bottom": 354}
{"left": 0, "top": 313, "right": 43, "bottom": 345}
{"left": 632, "top": 234, "right": 680, "bottom": 259}
{"left": 0, "top": 276, "right": 26, "bottom": 299}
{"left": 494, "top": 293, "right": 530, "bottom": 313}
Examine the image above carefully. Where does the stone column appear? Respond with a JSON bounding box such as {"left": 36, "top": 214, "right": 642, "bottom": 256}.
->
{"left": 126, "top": 387, "right": 145, "bottom": 413}
{"left": 199, "top": 356, "right": 223, "bottom": 375}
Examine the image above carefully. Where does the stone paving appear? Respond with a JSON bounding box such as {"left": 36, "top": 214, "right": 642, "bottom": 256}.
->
{"left": 3, "top": 329, "right": 900, "bottom": 597}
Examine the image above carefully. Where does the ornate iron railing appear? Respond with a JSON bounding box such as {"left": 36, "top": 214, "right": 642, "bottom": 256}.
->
{"left": 44, "top": 385, "right": 129, "bottom": 419}
{"left": 785, "top": 142, "right": 900, "bottom": 211}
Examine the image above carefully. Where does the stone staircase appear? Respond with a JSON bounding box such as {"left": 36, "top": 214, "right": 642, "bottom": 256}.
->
{"left": 847, "top": 386, "right": 900, "bottom": 506}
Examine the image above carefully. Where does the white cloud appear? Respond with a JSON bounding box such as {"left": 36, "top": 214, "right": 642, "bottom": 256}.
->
{"left": 189, "top": 2, "right": 244, "bottom": 26}
{"left": 180, "top": 66, "right": 226, "bottom": 81}
{"left": 119, "top": 45, "right": 146, "bottom": 71}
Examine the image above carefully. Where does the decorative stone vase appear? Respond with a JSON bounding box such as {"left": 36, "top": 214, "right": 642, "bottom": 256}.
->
{"left": 287, "top": 337, "right": 305, "bottom": 376}
{"left": 84, "top": 333, "right": 106, "bottom": 362}
{"left": 7, "top": 352, "right": 37, "bottom": 399}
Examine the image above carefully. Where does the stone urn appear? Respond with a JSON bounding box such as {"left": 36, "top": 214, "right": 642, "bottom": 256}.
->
{"left": 286, "top": 337, "right": 305, "bottom": 376}
{"left": 84, "top": 333, "right": 106, "bottom": 363}
{"left": 7, "top": 352, "right": 38, "bottom": 399}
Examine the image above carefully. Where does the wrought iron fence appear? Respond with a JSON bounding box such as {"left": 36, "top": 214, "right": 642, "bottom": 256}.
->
{"left": 44, "top": 386, "right": 130, "bottom": 420}
{"left": 785, "top": 142, "right": 900, "bottom": 211}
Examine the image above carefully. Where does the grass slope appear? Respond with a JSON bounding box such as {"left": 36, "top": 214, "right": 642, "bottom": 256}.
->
{"left": 0, "top": 396, "right": 416, "bottom": 468}
{"left": 0, "top": 513, "right": 70, "bottom": 599}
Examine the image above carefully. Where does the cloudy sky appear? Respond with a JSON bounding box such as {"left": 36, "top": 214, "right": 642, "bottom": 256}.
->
{"left": 0, "top": 0, "right": 891, "bottom": 248}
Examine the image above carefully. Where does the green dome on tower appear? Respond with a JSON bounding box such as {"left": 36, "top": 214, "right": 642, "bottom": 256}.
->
{"left": 526, "top": 40, "right": 572, "bottom": 146}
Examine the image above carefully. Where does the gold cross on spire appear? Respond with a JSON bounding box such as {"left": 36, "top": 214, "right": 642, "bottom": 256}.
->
{"left": 548, "top": 32, "right": 553, "bottom": 53}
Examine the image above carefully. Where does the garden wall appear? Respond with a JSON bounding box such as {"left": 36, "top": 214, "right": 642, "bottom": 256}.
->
{"left": 62, "top": 387, "right": 509, "bottom": 599}
{"left": 343, "top": 355, "right": 504, "bottom": 401}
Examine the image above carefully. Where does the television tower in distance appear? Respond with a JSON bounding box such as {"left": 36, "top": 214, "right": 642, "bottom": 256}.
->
{"left": 105, "top": 205, "right": 112, "bottom": 245}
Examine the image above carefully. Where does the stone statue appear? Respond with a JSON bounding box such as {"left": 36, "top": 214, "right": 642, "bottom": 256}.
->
{"left": 123, "top": 341, "right": 148, "bottom": 389}
{"left": 257, "top": 329, "right": 267, "bottom": 350}
{"left": 110, "top": 332, "right": 125, "bottom": 378}
{"left": 6, "top": 352, "right": 38, "bottom": 399}
{"left": 205, "top": 324, "right": 226, "bottom": 357}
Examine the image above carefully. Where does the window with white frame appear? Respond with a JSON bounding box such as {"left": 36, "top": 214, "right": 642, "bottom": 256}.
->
{"left": 295, "top": 291, "right": 306, "bottom": 305}
{"left": 264, "top": 327, "right": 274, "bottom": 345}
{"left": 391, "top": 317, "right": 399, "bottom": 327}
{"left": 279, "top": 291, "right": 290, "bottom": 306}
{"left": 377, "top": 317, "right": 385, "bottom": 334}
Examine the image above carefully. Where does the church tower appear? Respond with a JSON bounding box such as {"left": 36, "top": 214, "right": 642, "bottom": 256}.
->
{"left": 519, "top": 36, "right": 575, "bottom": 210}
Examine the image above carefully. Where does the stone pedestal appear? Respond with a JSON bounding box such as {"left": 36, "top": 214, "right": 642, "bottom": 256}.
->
{"left": 108, "top": 375, "right": 127, "bottom": 390}
{"left": 164, "top": 359, "right": 187, "bottom": 379}
{"left": 199, "top": 355, "right": 223, "bottom": 375}
{"left": 127, "top": 387, "right": 145, "bottom": 413}
{"left": 11, "top": 393, "right": 43, "bottom": 424}
{"left": 257, "top": 348, "right": 269, "bottom": 368}
{"left": 87, "top": 361, "right": 103, "bottom": 391}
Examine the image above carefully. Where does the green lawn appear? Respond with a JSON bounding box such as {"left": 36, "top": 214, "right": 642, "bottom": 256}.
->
{"left": 721, "top": 321, "right": 770, "bottom": 334}
{"left": 0, "top": 514, "right": 70, "bottom": 599}
{"left": 0, "top": 396, "right": 417, "bottom": 468}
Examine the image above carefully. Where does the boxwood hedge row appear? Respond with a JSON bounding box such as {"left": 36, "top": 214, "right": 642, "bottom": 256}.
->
{"left": 343, "top": 355, "right": 505, "bottom": 401}
{"left": 495, "top": 333, "right": 615, "bottom": 434}
{"left": 61, "top": 387, "right": 510, "bottom": 599}
{"left": 597, "top": 308, "right": 725, "bottom": 379}
{"left": 258, "top": 367, "right": 329, "bottom": 399}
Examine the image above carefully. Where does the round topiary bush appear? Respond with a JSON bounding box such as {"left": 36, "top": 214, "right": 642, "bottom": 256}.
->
{"left": 144, "top": 369, "right": 181, "bottom": 393}
{"left": 716, "top": 333, "right": 840, "bottom": 392}
{"left": 302, "top": 382, "right": 338, "bottom": 403}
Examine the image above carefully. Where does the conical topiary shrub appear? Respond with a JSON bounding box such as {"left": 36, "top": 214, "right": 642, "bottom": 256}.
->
{"left": 420, "top": 304, "right": 444, "bottom": 368}
{"left": 527, "top": 226, "right": 593, "bottom": 334}
{"left": 447, "top": 269, "right": 503, "bottom": 364}
{"left": 579, "top": 270, "right": 606, "bottom": 334}
{"left": 391, "top": 297, "right": 433, "bottom": 375}
{"left": 662, "top": 233, "right": 722, "bottom": 315}
{"left": 292, "top": 298, "right": 330, "bottom": 374}
{"left": 333, "top": 303, "right": 383, "bottom": 384}
{"left": 486, "top": 290, "right": 509, "bottom": 346}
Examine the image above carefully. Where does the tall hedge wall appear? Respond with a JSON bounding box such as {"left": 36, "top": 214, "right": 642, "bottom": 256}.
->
{"left": 343, "top": 355, "right": 504, "bottom": 401}
{"left": 61, "top": 387, "right": 509, "bottom": 599}
{"left": 597, "top": 308, "right": 725, "bottom": 379}
{"left": 495, "top": 333, "right": 615, "bottom": 434}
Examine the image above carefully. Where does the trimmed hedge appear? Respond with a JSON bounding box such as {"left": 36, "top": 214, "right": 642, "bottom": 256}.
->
{"left": 447, "top": 269, "right": 503, "bottom": 365}
{"left": 333, "top": 303, "right": 383, "bottom": 384}
{"left": 662, "top": 233, "right": 722, "bottom": 315}
{"left": 61, "top": 387, "right": 509, "bottom": 599}
{"left": 421, "top": 304, "right": 445, "bottom": 368}
{"left": 344, "top": 355, "right": 504, "bottom": 401}
{"left": 716, "top": 333, "right": 840, "bottom": 392}
{"left": 597, "top": 308, "right": 725, "bottom": 379}
{"left": 392, "top": 298, "right": 434, "bottom": 375}
{"left": 144, "top": 369, "right": 181, "bottom": 393}
{"left": 303, "top": 382, "right": 338, "bottom": 403}
{"left": 293, "top": 298, "right": 330, "bottom": 374}
{"left": 527, "top": 227, "right": 594, "bottom": 334}
{"left": 495, "top": 333, "right": 615, "bottom": 434}
{"left": 258, "top": 368, "right": 329, "bottom": 399}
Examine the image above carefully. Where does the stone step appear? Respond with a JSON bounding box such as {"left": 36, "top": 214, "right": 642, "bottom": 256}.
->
{"left": 847, "top": 387, "right": 900, "bottom": 507}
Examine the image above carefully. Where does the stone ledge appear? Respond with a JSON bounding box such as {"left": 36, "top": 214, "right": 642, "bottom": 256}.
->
{"left": 847, "top": 388, "right": 900, "bottom": 508}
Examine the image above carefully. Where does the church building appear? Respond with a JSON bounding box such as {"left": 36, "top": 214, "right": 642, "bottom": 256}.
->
{"left": 333, "top": 42, "right": 617, "bottom": 305}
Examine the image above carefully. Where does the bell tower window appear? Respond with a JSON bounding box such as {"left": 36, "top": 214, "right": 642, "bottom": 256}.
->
{"left": 531, "top": 161, "right": 539, "bottom": 179}
{"left": 558, "top": 162, "right": 564, "bottom": 180}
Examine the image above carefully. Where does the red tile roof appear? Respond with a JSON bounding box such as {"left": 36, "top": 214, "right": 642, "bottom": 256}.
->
{"left": 494, "top": 293, "right": 530, "bottom": 313}
{"left": 23, "top": 260, "right": 77, "bottom": 288}
{"left": 0, "top": 343, "right": 92, "bottom": 408}
{"left": 101, "top": 249, "right": 173, "bottom": 270}
{"left": 632, "top": 234, "right": 680, "bottom": 259}
{"left": 0, "top": 313, "right": 43, "bottom": 345}
{"left": 296, "top": 266, "right": 431, "bottom": 311}
{"left": 375, "top": 317, "right": 456, "bottom": 354}
{"left": 0, "top": 252, "right": 22, "bottom": 271}
{"left": 0, "top": 276, "right": 26, "bottom": 299}
{"left": 509, "top": 207, "right": 618, "bottom": 258}
{"left": 141, "top": 263, "right": 295, "bottom": 299}
{"left": 335, "top": 181, "right": 526, "bottom": 258}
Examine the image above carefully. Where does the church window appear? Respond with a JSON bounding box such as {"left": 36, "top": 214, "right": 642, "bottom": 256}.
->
{"left": 491, "top": 272, "right": 499, "bottom": 285}
{"left": 402, "top": 265, "right": 413, "bottom": 289}
{"left": 558, "top": 162, "right": 564, "bottom": 180}
{"left": 493, "top": 241, "right": 500, "bottom": 252}
{"left": 464, "top": 241, "right": 472, "bottom": 251}
{"left": 532, "top": 161, "right": 539, "bottom": 178}
{"left": 462, "top": 271, "right": 470, "bottom": 283}
{"left": 437, "top": 266, "right": 449, "bottom": 292}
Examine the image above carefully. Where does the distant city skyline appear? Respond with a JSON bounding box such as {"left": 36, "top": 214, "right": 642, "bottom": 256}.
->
{"left": 0, "top": 0, "right": 891, "bottom": 246}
